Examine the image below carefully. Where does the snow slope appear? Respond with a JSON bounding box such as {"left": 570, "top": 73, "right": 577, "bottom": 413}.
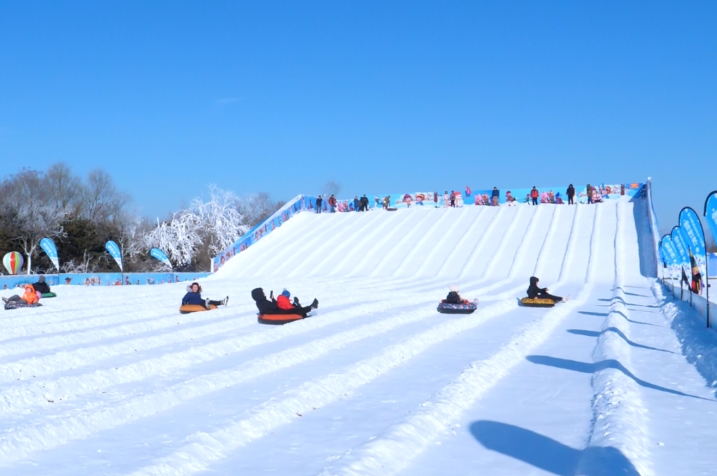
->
{"left": 2, "top": 198, "right": 716, "bottom": 475}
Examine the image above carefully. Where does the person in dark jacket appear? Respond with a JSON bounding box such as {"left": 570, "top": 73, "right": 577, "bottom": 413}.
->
{"left": 360, "top": 195, "right": 369, "bottom": 211}
{"left": 586, "top": 184, "right": 594, "bottom": 204}
{"left": 182, "top": 282, "right": 228, "bottom": 309}
{"left": 491, "top": 187, "right": 500, "bottom": 206}
{"left": 32, "top": 275, "right": 51, "bottom": 294}
{"left": 566, "top": 184, "right": 575, "bottom": 205}
{"left": 315, "top": 196, "right": 323, "bottom": 213}
{"left": 251, "top": 287, "right": 317, "bottom": 317}
{"left": 526, "top": 277, "right": 564, "bottom": 303}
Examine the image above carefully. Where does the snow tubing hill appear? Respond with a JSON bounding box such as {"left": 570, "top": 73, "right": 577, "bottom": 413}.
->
{"left": 258, "top": 314, "right": 304, "bottom": 325}
{"left": 437, "top": 302, "right": 477, "bottom": 314}
{"left": 4, "top": 302, "right": 43, "bottom": 311}
{"left": 520, "top": 297, "right": 555, "bottom": 308}
{"left": 179, "top": 304, "right": 218, "bottom": 314}
{"left": 41, "top": 292, "right": 56, "bottom": 298}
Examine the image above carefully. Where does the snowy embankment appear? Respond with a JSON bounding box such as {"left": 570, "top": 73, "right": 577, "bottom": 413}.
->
{"left": 1, "top": 199, "right": 717, "bottom": 475}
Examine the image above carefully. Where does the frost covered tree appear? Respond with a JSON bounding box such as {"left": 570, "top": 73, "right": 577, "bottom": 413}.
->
{"left": 144, "top": 186, "right": 250, "bottom": 269}
{"left": 0, "top": 169, "right": 66, "bottom": 273}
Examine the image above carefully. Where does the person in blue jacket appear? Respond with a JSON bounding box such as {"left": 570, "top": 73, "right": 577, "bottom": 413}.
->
{"left": 182, "top": 282, "right": 228, "bottom": 309}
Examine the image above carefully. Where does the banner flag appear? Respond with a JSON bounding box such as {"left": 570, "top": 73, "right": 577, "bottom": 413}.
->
{"left": 150, "top": 248, "right": 172, "bottom": 268}
{"left": 105, "top": 240, "right": 123, "bottom": 272}
{"left": 661, "top": 235, "right": 679, "bottom": 281}
{"left": 40, "top": 237, "right": 60, "bottom": 271}
{"left": 671, "top": 227, "right": 690, "bottom": 285}
{"left": 679, "top": 207, "right": 707, "bottom": 286}
{"left": 704, "top": 191, "right": 717, "bottom": 242}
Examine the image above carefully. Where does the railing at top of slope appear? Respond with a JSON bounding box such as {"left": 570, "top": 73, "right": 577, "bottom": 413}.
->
{"left": 645, "top": 177, "right": 661, "bottom": 277}
{"left": 212, "top": 195, "right": 319, "bottom": 273}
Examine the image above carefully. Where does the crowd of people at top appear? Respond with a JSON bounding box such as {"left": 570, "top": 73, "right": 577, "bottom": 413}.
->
{"left": 315, "top": 184, "right": 614, "bottom": 214}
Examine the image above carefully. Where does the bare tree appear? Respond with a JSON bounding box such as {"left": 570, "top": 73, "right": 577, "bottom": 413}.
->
{"left": 45, "top": 162, "right": 84, "bottom": 215}
{"left": 81, "top": 169, "right": 130, "bottom": 223}
{"left": 237, "top": 192, "right": 284, "bottom": 226}
{"left": 322, "top": 180, "right": 341, "bottom": 197}
{"left": 0, "top": 169, "right": 66, "bottom": 273}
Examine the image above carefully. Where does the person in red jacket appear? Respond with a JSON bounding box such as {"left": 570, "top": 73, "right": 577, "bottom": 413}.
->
{"left": 530, "top": 186, "right": 539, "bottom": 206}
{"left": 328, "top": 194, "right": 337, "bottom": 213}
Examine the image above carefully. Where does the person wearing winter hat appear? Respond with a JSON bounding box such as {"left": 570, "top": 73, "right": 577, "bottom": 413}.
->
{"left": 251, "top": 287, "right": 317, "bottom": 317}
{"left": 3, "top": 284, "right": 40, "bottom": 307}
{"left": 276, "top": 289, "right": 297, "bottom": 310}
{"left": 182, "top": 282, "right": 228, "bottom": 310}
{"left": 32, "top": 275, "right": 51, "bottom": 294}
{"left": 526, "top": 276, "right": 565, "bottom": 303}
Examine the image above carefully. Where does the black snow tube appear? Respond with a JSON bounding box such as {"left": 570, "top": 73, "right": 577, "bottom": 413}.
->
{"left": 4, "top": 302, "right": 43, "bottom": 311}
{"left": 437, "top": 302, "right": 477, "bottom": 314}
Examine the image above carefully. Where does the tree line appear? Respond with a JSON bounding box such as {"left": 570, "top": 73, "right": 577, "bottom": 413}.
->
{"left": 0, "top": 163, "right": 285, "bottom": 274}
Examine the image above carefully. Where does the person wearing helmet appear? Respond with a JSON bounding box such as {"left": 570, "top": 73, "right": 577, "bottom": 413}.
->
{"left": 251, "top": 287, "right": 318, "bottom": 317}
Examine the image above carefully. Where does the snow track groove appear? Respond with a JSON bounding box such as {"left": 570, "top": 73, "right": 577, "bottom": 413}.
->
{"left": 123, "top": 299, "right": 519, "bottom": 476}
{"left": 0, "top": 299, "right": 518, "bottom": 463}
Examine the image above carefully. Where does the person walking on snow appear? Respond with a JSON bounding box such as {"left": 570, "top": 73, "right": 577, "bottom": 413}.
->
{"left": 530, "top": 187, "right": 539, "bottom": 206}
{"left": 566, "top": 184, "right": 575, "bottom": 205}
{"left": 491, "top": 187, "right": 500, "bottom": 206}
{"left": 328, "top": 194, "right": 337, "bottom": 212}
{"left": 315, "top": 195, "right": 323, "bottom": 213}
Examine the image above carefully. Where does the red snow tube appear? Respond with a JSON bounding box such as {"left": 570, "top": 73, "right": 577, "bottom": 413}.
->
{"left": 180, "top": 304, "right": 217, "bottom": 314}
{"left": 258, "top": 313, "right": 304, "bottom": 325}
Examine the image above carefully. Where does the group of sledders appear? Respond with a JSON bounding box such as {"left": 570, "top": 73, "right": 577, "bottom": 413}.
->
{"left": 2, "top": 276, "right": 54, "bottom": 310}
{"left": 179, "top": 282, "right": 319, "bottom": 325}
{"left": 436, "top": 277, "right": 566, "bottom": 313}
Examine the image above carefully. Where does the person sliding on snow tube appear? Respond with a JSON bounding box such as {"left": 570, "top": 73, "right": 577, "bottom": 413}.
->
{"left": 3, "top": 284, "right": 41, "bottom": 310}
{"left": 180, "top": 282, "right": 228, "bottom": 313}
{"left": 32, "top": 275, "right": 51, "bottom": 295}
{"left": 252, "top": 287, "right": 318, "bottom": 324}
{"left": 437, "top": 285, "right": 477, "bottom": 314}
{"left": 276, "top": 289, "right": 310, "bottom": 311}
{"left": 521, "top": 276, "right": 564, "bottom": 307}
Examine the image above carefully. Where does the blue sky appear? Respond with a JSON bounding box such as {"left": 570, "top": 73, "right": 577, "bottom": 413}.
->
{"left": 0, "top": 1, "right": 715, "bottom": 237}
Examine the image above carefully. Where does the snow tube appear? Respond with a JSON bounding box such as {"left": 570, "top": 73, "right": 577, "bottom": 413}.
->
{"left": 179, "top": 304, "right": 217, "bottom": 314}
{"left": 41, "top": 292, "right": 56, "bottom": 298}
{"left": 437, "top": 301, "right": 477, "bottom": 314}
{"left": 520, "top": 297, "right": 555, "bottom": 308}
{"left": 4, "top": 302, "right": 43, "bottom": 311}
{"left": 258, "top": 313, "right": 304, "bottom": 325}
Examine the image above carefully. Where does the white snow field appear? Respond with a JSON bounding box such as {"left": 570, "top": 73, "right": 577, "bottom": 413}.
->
{"left": 3, "top": 197, "right": 717, "bottom": 476}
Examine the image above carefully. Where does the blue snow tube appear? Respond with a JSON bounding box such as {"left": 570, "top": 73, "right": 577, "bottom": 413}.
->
{"left": 437, "top": 301, "right": 477, "bottom": 314}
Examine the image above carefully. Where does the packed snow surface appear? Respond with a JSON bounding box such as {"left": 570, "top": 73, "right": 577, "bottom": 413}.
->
{"left": 2, "top": 198, "right": 717, "bottom": 475}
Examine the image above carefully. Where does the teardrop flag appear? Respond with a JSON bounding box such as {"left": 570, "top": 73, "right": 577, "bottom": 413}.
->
{"left": 105, "top": 240, "right": 123, "bottom": 272}
{"left": 3, "top": 252, "right": 24, "bottom": 275}
{"left": 150, "top": 248, "right": 172, "bottom": 268}
{"left": 40, "top": 237, "right": 60, "bottom": 271}
{"left": 704, "top": 191, "right": 717, "bottom": 242}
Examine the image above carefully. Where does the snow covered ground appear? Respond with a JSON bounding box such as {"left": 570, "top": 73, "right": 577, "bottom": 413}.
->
{"left": 2, "top": 198, "right": 717, "bottom": 475}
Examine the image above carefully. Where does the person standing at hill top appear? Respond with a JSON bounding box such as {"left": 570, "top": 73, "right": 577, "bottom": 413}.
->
{"left": 566, "top": 184, "right": 575, "bottom": 205}
{"left": 530, "top": 186, "right": 539, "bottom": 205}
{"left": 491, "top": 187, "right": 500, "bottom": 206}
{"left": 315, "top": 195, "right": 323, "bottom": 214}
